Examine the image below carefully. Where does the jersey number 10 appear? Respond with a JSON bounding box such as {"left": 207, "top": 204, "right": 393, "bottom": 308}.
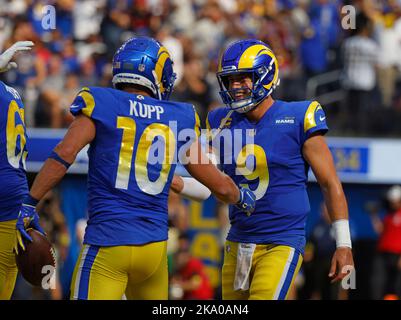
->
{"left": 115, "top": 116, "right": 176, "bottom": 195}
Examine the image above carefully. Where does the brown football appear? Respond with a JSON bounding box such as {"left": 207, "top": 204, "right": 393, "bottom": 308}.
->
{"left": 15, "top": 229, "right": 56, "bottom": 287}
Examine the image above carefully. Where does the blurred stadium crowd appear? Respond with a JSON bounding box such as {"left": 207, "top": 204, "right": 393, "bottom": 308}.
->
{"left": 1, "top": 0, "right": 401, "bottom": 134}
{"left": 1, "top": 0, "right": 401, "bottom": 299}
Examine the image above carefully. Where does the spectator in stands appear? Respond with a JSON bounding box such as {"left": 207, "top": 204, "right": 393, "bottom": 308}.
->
{"left": 73, "top": 0, "right": 106, "bottom": 41}
{"left": 190, "top": 1, "right": 227, "bottom": 62}
{"left": 376, "top": 5, "right": 401, "bottom": 109}
{"left": 100, "top": 0, "right": 133, "bottom": 56}
{"left": 173, "top": 56, "right": 213, "bottom": 126}
{"left": 300, "top": 0, "right": 340, "bottom": 78}
{"left": 341, "top": 12, "right": 379, "bottom": 134}
{"left": 156, "top": 26, "right": 184, "bottom": 85}
{"left": 42, "top": 53, "right": 66, "bottom": 93}
{"left": 35, "top": 89, "right": 63, "bottom": 128}
{"left": 62, "top": 72, "right": 79, "bottom": 107}
{"left": 61, "top": 39, "right": 80, "bottom": 74}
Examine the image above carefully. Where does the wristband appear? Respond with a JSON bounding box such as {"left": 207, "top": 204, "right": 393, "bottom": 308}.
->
{"left": 49, "top": 150, "right": 71, "bottom": 169}
{"left": 180, "top": 177, "right": 211, "bottom": 201}
{"left": 332, "top": 219, "right": 352, "bottom": 248}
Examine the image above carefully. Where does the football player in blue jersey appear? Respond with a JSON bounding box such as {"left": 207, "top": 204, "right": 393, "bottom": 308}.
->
{"left": 0, "top": 41, "right": 45, "bottom": 299}
{"left": 14, "top": 36, "right": 256, "bottom": 300}
{"left": 206, "top": 39, "right": 354, "bottom": 300}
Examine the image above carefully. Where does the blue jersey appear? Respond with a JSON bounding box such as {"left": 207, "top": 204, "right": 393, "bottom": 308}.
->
{"left": 207, "top": 100, "right": 328, "bottom": 253}
{"left": 0, "top": 81, "right": 28, "bottom": 221}
{"left": 70, "top": 87, "right": 200, "bottom": 246}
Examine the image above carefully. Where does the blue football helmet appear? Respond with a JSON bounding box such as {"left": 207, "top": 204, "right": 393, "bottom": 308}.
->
{"left": 112, "top": 36, "right": 176, "bottom": 100}
{"left": 216, "top": 39, "right": 280, "bottom": 113}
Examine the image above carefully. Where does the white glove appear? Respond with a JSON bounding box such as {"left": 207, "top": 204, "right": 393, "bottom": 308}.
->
{"left": 0, "top": 41, "right": 34, "bottom": 73}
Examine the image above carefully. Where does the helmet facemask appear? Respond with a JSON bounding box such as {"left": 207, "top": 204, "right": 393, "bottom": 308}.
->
{"left": 216, "top": 39, "right": 280, "bottom": 113}
{"left": 217, "top": 61, "right": 279, "bottom": 113}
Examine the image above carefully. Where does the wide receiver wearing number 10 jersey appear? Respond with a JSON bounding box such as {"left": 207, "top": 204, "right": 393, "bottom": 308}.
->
{"left": 69, "top": 86, "right": 200, "bottom": 246}
{"left": 15, "top": 36, "right": 255, "bottom": 300}
{"left": 68, "top": 86, "right": 201, "bottom": 299}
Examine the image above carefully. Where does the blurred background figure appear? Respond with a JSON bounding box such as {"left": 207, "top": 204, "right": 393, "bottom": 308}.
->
{"left": 376, "top": 185, "right": 401, "bottom": 300}
{"left": 376, "top": 1, "right": 401, "bottom": 110}
{"left": 75, "top": 218, "right": 87, "bottom": 246}
{"left": 341, "top": 12, "right": 379, "bottom": 134}
{"left": 170, "top": 233, "right": 214, "bottom": 300}
{"left": 300, "top": 203, "right": 339, "bottom": 300}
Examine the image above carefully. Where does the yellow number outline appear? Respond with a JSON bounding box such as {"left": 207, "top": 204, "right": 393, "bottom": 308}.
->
{"left": 235, "top": 144, "right": 269, "bottom": 200}
{"left": 6, "top": 100, "right": 27, "bottom": 170}
{"left": 115, "top": 117, "right": 176, "bottom": 195}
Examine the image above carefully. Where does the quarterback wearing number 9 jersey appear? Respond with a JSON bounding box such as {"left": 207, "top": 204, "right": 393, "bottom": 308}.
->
{"left": 208, "top": 39, "right": 354, "bottom": 300}
{"left": 14, "top": 36, "right": 255, "bottom": 300}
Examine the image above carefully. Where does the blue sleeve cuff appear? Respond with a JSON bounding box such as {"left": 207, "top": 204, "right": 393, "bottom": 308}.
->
{"left": 23, "top": 194, "right": 39, "bottom": 206}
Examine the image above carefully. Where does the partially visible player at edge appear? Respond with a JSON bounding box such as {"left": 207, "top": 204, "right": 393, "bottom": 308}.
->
{"left": 0, "top": 41, "right": 43, "bottom": 300}
{"left": 14, "top": 36, "right": 256, "bottom": 300}
{"left": 206, "top": 39, "right": 354, "bottom": 300}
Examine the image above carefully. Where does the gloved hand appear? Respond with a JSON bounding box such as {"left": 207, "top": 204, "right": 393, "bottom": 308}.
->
{"left": 14, "top": 195, "right": 45, "bottom": 254}
{"left": 236, "top": 187, "right": 256, "bottom": 216}
{"left": 0, "top": 41, "right": 34, "bottom": 73}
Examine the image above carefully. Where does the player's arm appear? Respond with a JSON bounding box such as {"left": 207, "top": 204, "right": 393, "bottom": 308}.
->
{"left": 183, "top": 140, "right": 255, "bottom": 213}
{"left": 170, "top": 175, "right": 211, "bottom": 202}
{"left": 302, "top": 132, "right": 354, "bottom": 283}
{"left": 30, "top": 114, "right": 95, "bottom": 199}
{"left": 15, "top": 115, "right": 95, "bottom": 252}
{"left": 170, "top": 147, "right": 219, "bottom": 201}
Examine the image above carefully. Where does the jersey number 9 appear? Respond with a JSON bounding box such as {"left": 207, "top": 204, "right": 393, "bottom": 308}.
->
{"left": 235, "top": 144, "right": 269, "bottom": 200}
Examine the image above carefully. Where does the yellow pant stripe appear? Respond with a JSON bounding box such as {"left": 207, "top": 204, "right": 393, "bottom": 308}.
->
{"left": 273, "top": 247, "right": 295, "bottom": 299}
{"left": 70, "top": 244, "right": 88, "bottom": 300}
{"left": 284, "top": 256, "right": 303, "bottom": 300}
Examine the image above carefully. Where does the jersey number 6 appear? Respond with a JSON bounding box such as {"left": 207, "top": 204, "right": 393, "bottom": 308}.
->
{"left": 6, "top": 100, "right": 27, "bottom": 170}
